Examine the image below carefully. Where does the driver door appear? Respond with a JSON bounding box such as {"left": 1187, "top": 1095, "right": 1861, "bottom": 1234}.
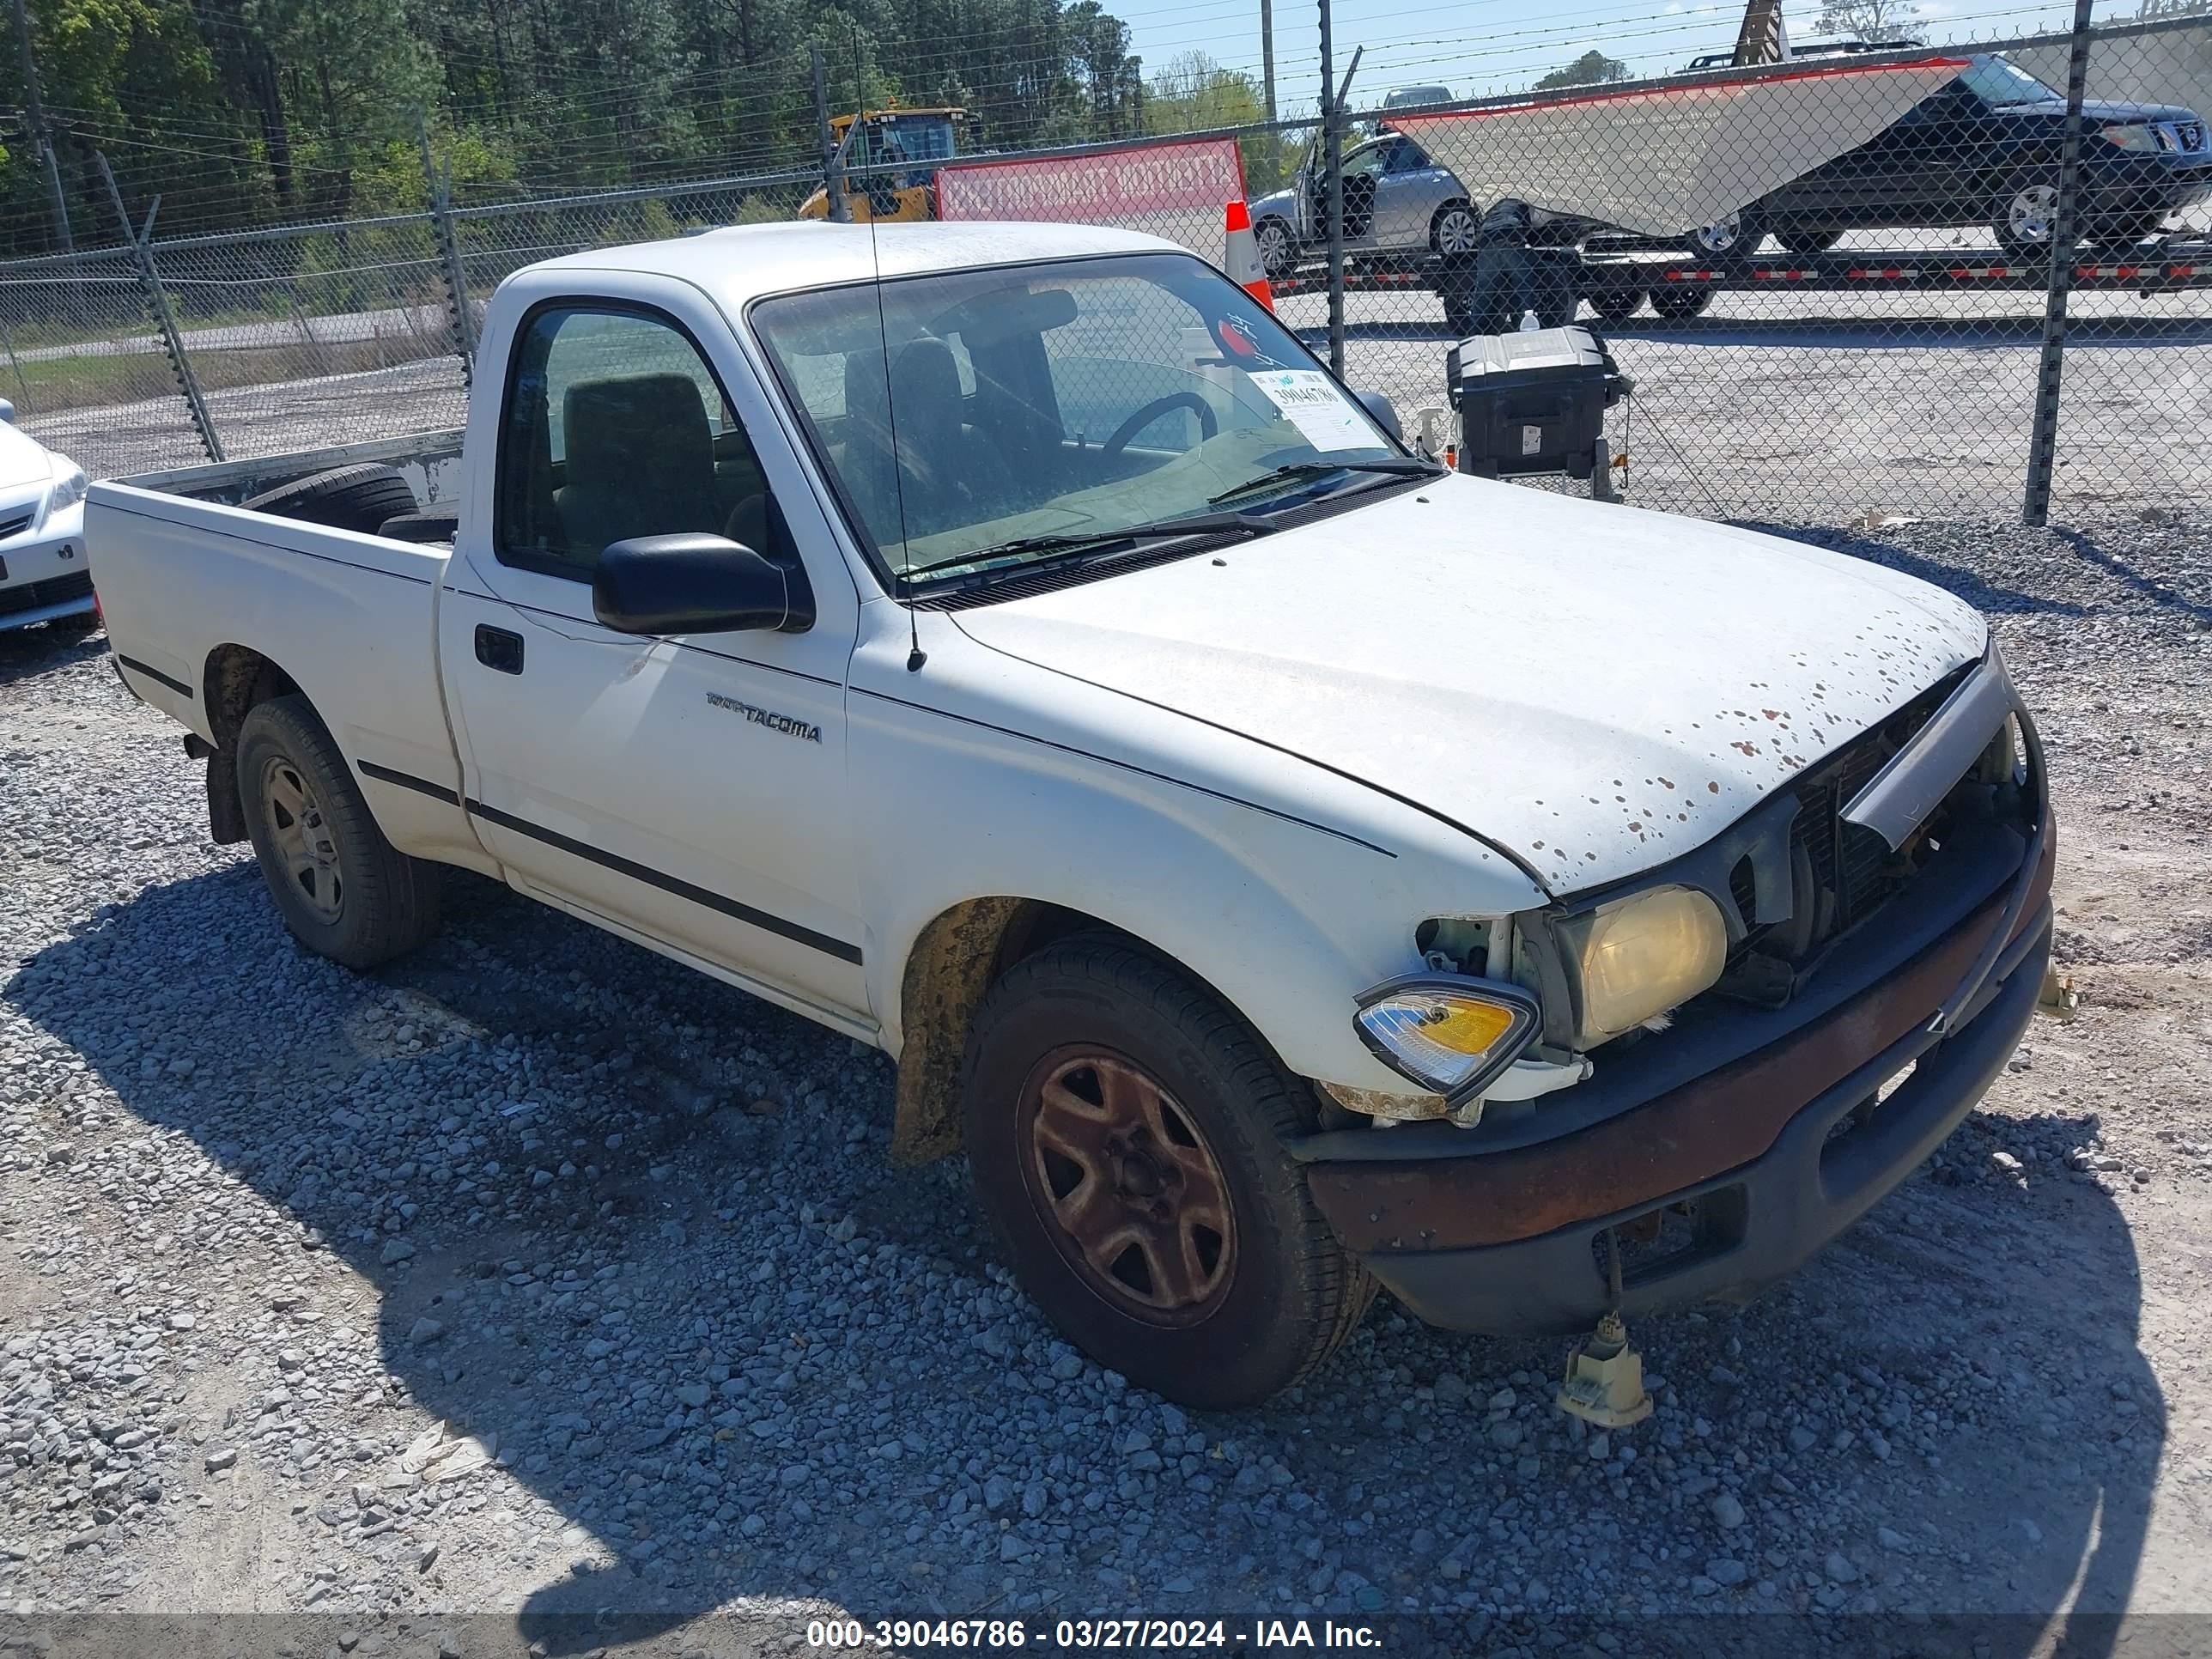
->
{"left": 439, "top": 286, "right": 870, "bottom": 1021}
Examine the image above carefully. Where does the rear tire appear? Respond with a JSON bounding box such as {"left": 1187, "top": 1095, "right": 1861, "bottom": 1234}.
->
{"left": 1774, "top": 226, "right": 1841, "bottom": 255}
{"left": 243, "top": 464, "right": 420, "bottom": 536}
{"left": 962, "top": 936, "right": 1372, "bottom": 1409}
{"left": 1650, "top": 285, "right": 1715, "bottom": 319}
{"left": 1587, "top": 287, "right": 1644, "bottom": 324}
{"left": 236, "top": 694, "right": 441, "bottom": 970}
{"left": 1430, "top": 202, "right": 1480, "bottom": 258}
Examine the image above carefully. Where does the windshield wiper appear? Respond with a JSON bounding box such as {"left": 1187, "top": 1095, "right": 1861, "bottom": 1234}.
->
{"left": 1207, "top": 457, "right": 1443, "bottom": 507}
{"left": 900, "top": 510, "right": 1278, "bottom": 581}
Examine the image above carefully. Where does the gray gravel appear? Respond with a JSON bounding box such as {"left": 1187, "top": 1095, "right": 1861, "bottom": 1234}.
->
{"left": 3, "top": 506, "right": 2210, "bottom": 1656}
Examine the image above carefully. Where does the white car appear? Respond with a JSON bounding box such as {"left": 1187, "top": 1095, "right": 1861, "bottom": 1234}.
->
{"left": 85, "top": 222, "right": 2052, "bottom": 1407}
{"left": 0, "top": 402, "right": 93, "bottom": 633}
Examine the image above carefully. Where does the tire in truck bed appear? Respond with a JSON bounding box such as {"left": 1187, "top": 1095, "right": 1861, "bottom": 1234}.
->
{"left": 241, "top": 464, "right": 420, "bottom": 537}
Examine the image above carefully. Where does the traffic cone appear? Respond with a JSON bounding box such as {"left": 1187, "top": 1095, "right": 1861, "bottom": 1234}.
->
{"left": 1224, "top": 200, "right": 1274, "bottom": 312}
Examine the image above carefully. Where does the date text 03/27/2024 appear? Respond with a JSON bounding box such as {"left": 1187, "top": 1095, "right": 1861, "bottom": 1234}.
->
{"left": 805, "top": 1618, "right": 1384, "bottom": 1650}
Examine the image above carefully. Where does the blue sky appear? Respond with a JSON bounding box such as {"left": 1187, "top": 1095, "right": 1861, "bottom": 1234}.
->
{"left": 1112, "top": 0, "right": 2090, "bottom": 118}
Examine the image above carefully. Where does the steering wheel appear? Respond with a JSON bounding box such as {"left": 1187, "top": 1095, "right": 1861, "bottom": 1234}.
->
{"left": 1103, "top": 392, "right": 1218, "bottom": 458}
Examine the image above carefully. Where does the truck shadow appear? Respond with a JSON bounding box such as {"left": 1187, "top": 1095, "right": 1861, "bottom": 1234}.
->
{"left": 3, "top": 861, "right": 2166, "bottom": 1657}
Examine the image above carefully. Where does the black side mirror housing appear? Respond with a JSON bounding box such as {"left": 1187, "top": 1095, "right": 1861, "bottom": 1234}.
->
{"left": 592, "top": 534, "right": 815, "bottom": 635}
{"left": 1353, "top": 389, "right": 1403, "bottom": 442}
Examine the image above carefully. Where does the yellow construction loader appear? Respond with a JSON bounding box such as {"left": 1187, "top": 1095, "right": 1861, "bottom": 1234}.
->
{"left": 797, "top": 108, "right": 969, "bottom": 224}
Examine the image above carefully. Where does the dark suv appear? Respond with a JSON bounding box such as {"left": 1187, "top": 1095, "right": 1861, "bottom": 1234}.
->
{"left": 1684, "top": 53, "right": 2212, "bottom": 259}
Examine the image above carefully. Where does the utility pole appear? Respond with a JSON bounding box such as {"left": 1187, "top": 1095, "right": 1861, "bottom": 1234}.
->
{"left": 8, "top": 0, "right": 73, "bottom": 251}
{"left": 1260, "top": 0, "right": 1277, "bottom": 121}
{"left": 1318, "top": 0, "right": 1342, "bottom": 374}
{"left": 811, "top": 46, "right": 851, "bottom": 222}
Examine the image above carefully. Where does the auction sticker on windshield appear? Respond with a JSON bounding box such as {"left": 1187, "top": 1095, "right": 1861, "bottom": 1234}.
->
{"left": 1244, "top": 368, "right": 1372, "bottom": 453}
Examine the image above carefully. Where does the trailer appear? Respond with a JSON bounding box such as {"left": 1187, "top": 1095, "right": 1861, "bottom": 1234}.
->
{"left": 1271, "top": 237, "right": 2212, "bottom": 333}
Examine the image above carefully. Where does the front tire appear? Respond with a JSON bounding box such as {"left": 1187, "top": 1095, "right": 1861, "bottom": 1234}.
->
{"left": 1994, "top": 181, "right": 2059, "bottom": 259}
{"left": 236, "top": 695, "right": 441, "bottom": 970}
{"left": 962, "top": 937, "right": 1371, "bottom": 1409}
{"left": 1430, "top": 201, "right": 1480, "bottom": 258}
{"left": 1680, "top": 207, "right": 1763, "bottom": 263}
{"left": 1254, "top": 216, "right": 1297, "bottom": 280}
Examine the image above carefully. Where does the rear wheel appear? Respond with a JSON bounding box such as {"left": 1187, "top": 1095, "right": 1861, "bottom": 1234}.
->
{"left": 1774, "top": 226, "right": 1841, "bottom": 255}
{"left": 1586, "top": 286, "right": 1644, "bottom": 324}
{"left": 1650, "top": 284, "right": 1715, "bottom": 319}
{"left": 962, "top": 936, "right": 1371, "bottom": 1408}
{"left": 237, "top": 695, "right": 441, "bottom": 969}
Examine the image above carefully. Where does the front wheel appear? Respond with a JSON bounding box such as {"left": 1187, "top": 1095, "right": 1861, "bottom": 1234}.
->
{"left": 1994, "top": 181, "right": 2059, "bottom": 258}
{"left": 237, "top": 695, "right": 441, "bottom": 970}
{"left": 1431, "top": 202, "right": 1480, "bottom": 258}
{"left": 1680, "top": 207, "right": 1764, "bottom": 263}
{"left": 1254, "top": 216, "right": 1297, "bottom": 280}
{"left": 962, "top": 937, "right": 1372, "bottom": 1408}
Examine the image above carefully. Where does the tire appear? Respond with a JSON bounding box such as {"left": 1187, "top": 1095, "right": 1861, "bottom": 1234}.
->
{"left": 962, "top": 936, "right": 1373, "bottom": 1409}
{"left": 1774, "top": 226, "right": 1841, "bottom": 255}
{"left": 380, "top": 503, "right": 459, "bottom": 544}
{"left": 1587, "top": 286, "right": 1644, "bottom": 324}
{"left": 46, "top": 610, "right": 100, "bottom": 635}
{"left": 1650, "top": 285, "right": 1714, "bottom": 320}
{"left": 1680, "top": 207, "right": 1764, "bottom": 263}
{"left": 1254, "top": 216, "right": 1298, "bottom": 280}
{"left": 236, "top": 694, "right": 441, "bottom": 970}
{"left": 1993, "top": 181, "right": 2059, "bottom": 259}
{"left": 2088, "top": 214, "right": 2161, "bottom": 249}
{"left": 243, "top": 464, "right": 420, "bottom": 536}
{"left": 1430, "top": 201, "right": 1480, "bottom": 258}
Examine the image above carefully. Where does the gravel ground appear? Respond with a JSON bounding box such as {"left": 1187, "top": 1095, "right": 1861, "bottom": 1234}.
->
{"left": 3, "top": 508, "right": 2211, "bottom": 1658}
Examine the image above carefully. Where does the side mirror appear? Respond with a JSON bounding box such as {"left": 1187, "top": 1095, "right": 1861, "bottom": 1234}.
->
{"left": 0, "top": 399, "right": 15, "bottom": 423}
{"left": 1352, "top": 389, "right": 1403, "bottom": 442}
{"left": 592, "top": 533, "right": 815, "bottom": 635}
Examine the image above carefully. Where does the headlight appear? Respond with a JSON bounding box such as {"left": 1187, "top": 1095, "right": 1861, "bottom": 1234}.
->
{"left": 1556, "top": 885, "right": 1728, "bottom": 1048}
{"left": 2100, "top": 123, "right": 2161, "bottom": 152}
{"left": 46, "top": 465, "right": 88, "bottom": 514}
{"left": 1352, "top": 976, "right": 1540, "bottom": 1103}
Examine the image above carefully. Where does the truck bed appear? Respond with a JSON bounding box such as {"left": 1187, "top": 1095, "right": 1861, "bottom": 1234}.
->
{"left": 88, "top": 428, "right": 484, "bottom": 877}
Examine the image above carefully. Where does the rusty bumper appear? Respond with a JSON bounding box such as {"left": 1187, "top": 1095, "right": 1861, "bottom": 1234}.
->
{"left": 1304, "top": 827, "right": 2054, "bottom": 1336}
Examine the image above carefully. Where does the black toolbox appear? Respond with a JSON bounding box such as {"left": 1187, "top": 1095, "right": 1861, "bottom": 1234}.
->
{"left": 1446, "top": 324, "right": 1627, "bottom": 485}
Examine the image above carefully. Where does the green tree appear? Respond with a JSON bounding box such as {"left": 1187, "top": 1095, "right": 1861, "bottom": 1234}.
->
{"left": 1534, "top": 48, "right": 1628, "bottom": 91}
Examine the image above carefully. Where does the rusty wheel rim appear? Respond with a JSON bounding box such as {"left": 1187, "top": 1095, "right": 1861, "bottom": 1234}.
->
{"left": 1017, "top": 1048, "right": 1237, "bottom": 1327}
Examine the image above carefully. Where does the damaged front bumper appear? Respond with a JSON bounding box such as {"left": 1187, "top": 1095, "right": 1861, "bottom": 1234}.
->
{"left": 1292, "top": 794, "right": 2055, "bottom": 1339}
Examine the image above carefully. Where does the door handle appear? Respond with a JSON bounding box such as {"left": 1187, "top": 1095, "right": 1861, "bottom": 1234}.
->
{"left": 474, "top": 624, "right": 525, "bottom": 675}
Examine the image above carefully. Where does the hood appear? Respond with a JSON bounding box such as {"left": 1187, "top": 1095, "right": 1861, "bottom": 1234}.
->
{"left": 2030, "top": 98, "right": 2203, "bottom": 126}
{"left": 952, "top": 478, "right": 1986, "bottom": 896}
{"left": 1249, "top": 182, "right": 1300, "bottom": 217}
{"left": 0, "top": 422, "right": 58, "bottom": 493}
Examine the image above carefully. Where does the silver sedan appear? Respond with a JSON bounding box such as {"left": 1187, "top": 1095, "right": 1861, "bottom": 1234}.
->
{"left": 1248, "top": 134, "right": 1479, "bottom": 277}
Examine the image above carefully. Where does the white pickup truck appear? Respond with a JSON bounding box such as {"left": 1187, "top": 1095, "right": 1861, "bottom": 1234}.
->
{"left": 88, "top": 221, "right": 2053, "bottom": 1408}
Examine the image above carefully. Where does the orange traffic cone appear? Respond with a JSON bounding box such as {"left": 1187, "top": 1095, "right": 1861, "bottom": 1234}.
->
{"left": 1224, "top": 200, "right": 1274, "bottom": 312}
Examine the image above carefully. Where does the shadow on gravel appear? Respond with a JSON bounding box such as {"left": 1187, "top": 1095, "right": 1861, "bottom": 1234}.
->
{"left": 2049, "top": 526, "right": 2212, "bottom": 624}
{"left": 0, "top": 619, "right": 106, "bottom": 687}
{"left": 5, "top": 854, "right": 2169, "bottom": 1659}
{"left": 1743, "top": 520, "right": 2097, "bottom": 619}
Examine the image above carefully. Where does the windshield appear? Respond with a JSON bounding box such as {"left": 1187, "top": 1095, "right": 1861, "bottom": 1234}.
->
{"left": 751, "top": 251, "right": 1401, "bottom": 583}
{"left": 1958, "top": 57, "right": 2058, "bottom": 107}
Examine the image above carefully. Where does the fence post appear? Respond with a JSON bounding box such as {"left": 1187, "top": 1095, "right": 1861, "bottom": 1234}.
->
{"left": 419, "top": 118, "right": 477, "bottom": 382}
{"left": 812, "top": 46, "right": 852, "bottom": 223}
{"left": 1318, "top": 0, "right": 1345, "bottom": 374}
{"left": 2022, "top": 0, "right": 2096, "bottom": 526}
{"left": 96, "top": 152, "right": 223, "bottom": 465}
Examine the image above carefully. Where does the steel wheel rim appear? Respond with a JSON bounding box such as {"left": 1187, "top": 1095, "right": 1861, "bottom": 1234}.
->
{"left": 2011, "top": 185, "right": 2057, "bottom": 241}
{"left": 1695, "top": 212, "right": 1742, "bottom": 253}
{"left": 1017, "top": 1047, "right": 1237, "bottom": 1328}
{"left": 260, "top": 754, "right": 343, "bottom": 922}
{"left": 1436, "top": 210, "right": 1478, "bottom": 255}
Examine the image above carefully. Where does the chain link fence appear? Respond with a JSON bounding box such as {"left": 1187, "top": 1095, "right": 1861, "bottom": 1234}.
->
{"left": 0, "top": 4, "right": 2204, "bottom": 533}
